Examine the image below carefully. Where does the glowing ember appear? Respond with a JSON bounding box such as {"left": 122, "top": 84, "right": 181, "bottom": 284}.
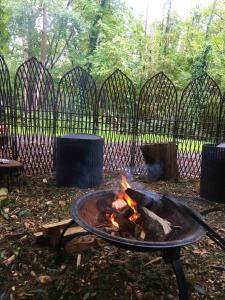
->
{"left": 109, "top": 213, "right": 120, "bottom": 228}
{"left": 112, "top": 199, "right": 127, "bottom": 211}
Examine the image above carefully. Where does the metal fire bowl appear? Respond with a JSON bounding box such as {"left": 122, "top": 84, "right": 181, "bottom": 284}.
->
{"left": 71, "top": 190, "right": 206, "bottom": 251}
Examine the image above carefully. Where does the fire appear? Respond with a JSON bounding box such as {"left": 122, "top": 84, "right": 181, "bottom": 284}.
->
{"left": 121, "top": 175, "right": 130, "bottom": 190}
{"left": 109, "top": 176, "right": 140, "bottom": 228}
{"left": 109, "top": 213, "right": 120, "bottom": 228}
{"left": 123, "top": 192, "right": 140, "bottom": 222}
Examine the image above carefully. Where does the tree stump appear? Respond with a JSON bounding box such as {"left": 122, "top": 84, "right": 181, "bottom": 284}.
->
{"left": 140, "top": 142, "right": 179, "bottom": 181}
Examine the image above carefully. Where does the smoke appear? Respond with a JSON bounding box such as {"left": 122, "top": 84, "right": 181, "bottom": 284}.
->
{"left": 146, "top": 161, "right": 164, "bottom": 181}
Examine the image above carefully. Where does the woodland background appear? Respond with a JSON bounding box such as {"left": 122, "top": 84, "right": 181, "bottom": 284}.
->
{"left": 0, "top": 0, "right": 224, "bottom": 90}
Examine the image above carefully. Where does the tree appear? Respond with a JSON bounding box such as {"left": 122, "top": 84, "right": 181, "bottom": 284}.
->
{"left": 0, "top": 0, "right": 10, "bottom": 52}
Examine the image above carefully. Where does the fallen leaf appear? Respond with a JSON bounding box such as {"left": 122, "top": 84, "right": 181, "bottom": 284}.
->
{"left": 0, "top": 187, "right": 8, "bottom": 200}
{"left": 59, "top": 200, "right": 66, "bottom": 207}
{"left": 36, "top": 275, "right": 52, "bottom": 284}
{"left": 3, "top": 254, "right": 16, "bottom": 266}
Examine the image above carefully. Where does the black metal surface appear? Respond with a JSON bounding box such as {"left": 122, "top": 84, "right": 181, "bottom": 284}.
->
{"left": 200, "top": 144, "right": 225, "bottom": 203}
{"left": 14, "top": 57, "right": 56, "bottom": 175}
{"left": 71, "top": 190, "right": 205, "bottom": 250}
{"left": 0, "top": 56, "right": 14, "bottom": 159}
{"left": 177, "top": 74, "right": 222, "bottom": 178}
{"left": 97, "top": 69, "right": 136, "bottom": 171}
{"left": 135, "top": 72, "right": 177, "bottom": 173}
{"left": 56, "top": 66, "right": 97, "bottom": 136}
{"left": 56, "top": 134, "right": 103, "bottom": 188}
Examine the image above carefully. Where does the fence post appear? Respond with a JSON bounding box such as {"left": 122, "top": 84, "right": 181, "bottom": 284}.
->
{"left": 216, "top": 92, "right": 224, "bottom": 144}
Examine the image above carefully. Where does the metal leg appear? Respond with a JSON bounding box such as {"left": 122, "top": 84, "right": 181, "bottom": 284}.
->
{"left": 56, "top": 220, "right": 76, "bottom": 261}
{"left": 56, "top": 220, "right": 92, "bottom": 263}
{"left": 163, "top": 248, "right": 189, "bottom": 300}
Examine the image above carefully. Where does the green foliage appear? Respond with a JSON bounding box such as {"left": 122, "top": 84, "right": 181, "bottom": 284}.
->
{"left": 0, "top": 0, "right": 10, "bottom": 52}
{"left": 0, "top": 0, "right": 224, "bottom": 91}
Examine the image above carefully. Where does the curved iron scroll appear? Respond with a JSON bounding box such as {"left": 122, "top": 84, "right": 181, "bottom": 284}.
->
{"left": 56, "top": 66, "right": 97, "bottom": 136}
{"left": 14, "top": 57, "right": 56, "bottom": 174}
{"left": 0, "top": 56, "right": 14, "bottom": 159}
{"left": 98, "top": 69, "right": 136, "bottom": 172}
{"left": 177, "top": 73, "right": 222, "bottom": 178}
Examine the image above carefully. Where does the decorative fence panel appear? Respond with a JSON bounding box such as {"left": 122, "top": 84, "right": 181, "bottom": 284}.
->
{"left": 176, "top": 74, "right": 222, "bottom": 177}
{"left": 135, "top": 72, "right": 177, "bottom": 173}
{"left": 1, "top": 56, "right": 225, "bottom": 178}
{"left": 0, "top": 55, "right": 14, "bottom": 159}
{"left": 97, "top": 69, "right": 136, "bottom": 172}
{"left": 56, "top": 66, "right": 97, "bottom": 136}
{"left": 14, "top": 57, "right": 55, "bottom": 174}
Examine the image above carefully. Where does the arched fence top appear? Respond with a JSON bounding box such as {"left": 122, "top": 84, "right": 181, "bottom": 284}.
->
{"left": 14, "top": 56, "right": 55, "bottom": 111}
{"left": 98, "top": 68, "right": 136, "bottom": 113}
{"left": 0, "top": 55, "right": 12, "bottom": 98}
{"left": 138, "top": 71, "right": 177, "bottom": 115}
{"left": 57, "top": 65, "right": 97, "bottom": 112}
{"left": 178, "top": 73, "right": 222, "bottom": 119}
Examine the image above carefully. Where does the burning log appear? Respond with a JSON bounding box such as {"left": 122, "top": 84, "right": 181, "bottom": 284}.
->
{"left": 100, "top": 177, "right": 175, "bottom": 242}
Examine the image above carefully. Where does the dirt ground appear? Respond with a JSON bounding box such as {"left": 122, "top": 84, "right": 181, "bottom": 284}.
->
{"left": 0, "top": 174, "right": 225, "bottom": 300}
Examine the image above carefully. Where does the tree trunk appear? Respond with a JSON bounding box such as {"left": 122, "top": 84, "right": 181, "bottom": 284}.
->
{"left": 205, "top": 0, "right": 217, "bottom": 41}
{"left": 163, "top": 0, "right": 172, "bottom": 56}
{"left": 140, "top": 142, "right": 179, "bottom": 181}
{"left": 40, "top": 5, "right": 48, "bottom": 65}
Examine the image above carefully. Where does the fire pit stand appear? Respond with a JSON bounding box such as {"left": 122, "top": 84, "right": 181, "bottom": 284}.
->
{"left": 57, "top": 189, "right": 218, "bottom": 300}
{"left": 57, "top": 219, "right": 188, "bottom": 300}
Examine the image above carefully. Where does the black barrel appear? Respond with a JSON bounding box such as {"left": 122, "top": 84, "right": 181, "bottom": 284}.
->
{"left": 200, "top": 144, "right": 225, "bottom": 203}
{"left": 56, "top": 134, "right": 104, "bottom": 188}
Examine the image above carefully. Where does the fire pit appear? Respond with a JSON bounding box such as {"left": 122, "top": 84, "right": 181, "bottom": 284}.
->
{"left": 68, "top": 181, "right": 208, "bottom": 300}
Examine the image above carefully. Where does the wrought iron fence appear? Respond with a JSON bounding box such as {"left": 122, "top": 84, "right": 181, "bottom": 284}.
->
{"left": 14, "top": 57, "right": 56, "bottom": 174}
{"left": 0, "top": 55, "right": 224, "bottom": 178}
{"left": 0, "top": 55, "right": 14, "bottom": 159}
{"left": 97, "top": 69, "right": 136, "bottom": 172}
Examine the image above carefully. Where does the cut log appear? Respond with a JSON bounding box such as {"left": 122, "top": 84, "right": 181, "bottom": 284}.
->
{"left": 35, "top": 220, "right": 86, "bottom": 247}
{"left": 140, "top": 142, "right": 179, "bottom": 181}
{"left": 138, "top": 206, "right": 172, "bottom": 241}
{"left": 42, "top": 218, "right": 73, "bottom": 236}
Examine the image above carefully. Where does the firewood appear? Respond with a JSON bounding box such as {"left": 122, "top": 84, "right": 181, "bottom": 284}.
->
{"left": 138, "top": 206, "right": 171, "bottom": 241}
{"left": 125, "top": 188, "right": 154, "bottom": 207}
{"left": 139, "top": 230, "right": 146, "bottom": 240}
{"left": 142, "top": 207, "right": 172, "bottom": 235}
{"left": 42, "top": 218, "right": 73, "bottom": 236}
{"left": 35, "top": 224, "right": 86, "bottom": 247}
{"left": 65, "top": 236, "right": 95, "bottom": 254}
{"left": 76, "top": 253, "right": 82, "bottom": 269}
{"left": 113, "top": 212, "right": 136, "bottom": 235}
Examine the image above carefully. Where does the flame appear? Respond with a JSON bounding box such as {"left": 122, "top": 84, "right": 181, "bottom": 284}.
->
{"left": 108, "top": 176, "right": 140, "bottom": 229}
{"left": 123, "top": 192, "right": 140, "bottom": 222}
{"left": 109, "top": 213, "right": 119, "bottom": 228}
{"left": 121, "top": 175, "right": 130, "bottom": 190}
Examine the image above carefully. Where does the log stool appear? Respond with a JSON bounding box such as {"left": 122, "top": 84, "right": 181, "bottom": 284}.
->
{"left": 56, "top": 134, "right": 104, "bottom": 188}
{"left": 0, "top": 160, "right": 23, "bottom": 187}
{"left": 140, "top": 142, "right": 179, "bottom": 181}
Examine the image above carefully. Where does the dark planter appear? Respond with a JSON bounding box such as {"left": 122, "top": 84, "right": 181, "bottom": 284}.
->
{"left": 200, "top": 144, "right": 225, "bottom": 203}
